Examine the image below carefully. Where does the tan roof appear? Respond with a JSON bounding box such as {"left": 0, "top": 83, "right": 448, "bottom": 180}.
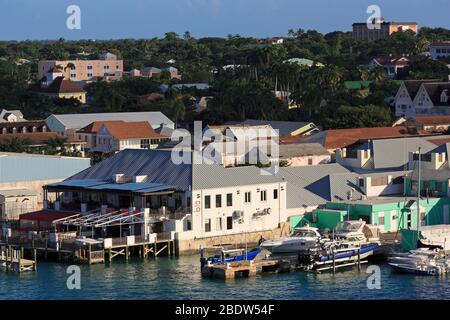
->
{"left": 413, "top": 116, "right": 450, "bottom": 126}
{"left": 323, "top": 127, "right": 431, "bottom": 149}
{"left": 82, "top": 121, "right": 165, "bottom": 140}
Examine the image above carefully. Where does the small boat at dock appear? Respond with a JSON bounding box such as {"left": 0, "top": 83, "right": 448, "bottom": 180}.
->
{"left": 260, "top": 226, "right": 321, "bottom": 254}
{"left": 200, "top": 245, "right": 261, "bottom": 268}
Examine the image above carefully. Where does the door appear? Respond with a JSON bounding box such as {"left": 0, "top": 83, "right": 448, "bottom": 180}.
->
{"left": 444, "top": 205, "right": 449, "bottom": 224}
{"left": 390, "top": 210, "right": 398, "bottom": 232}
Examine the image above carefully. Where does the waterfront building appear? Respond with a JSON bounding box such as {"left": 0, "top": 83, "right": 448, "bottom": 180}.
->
{"left": 38, "top": 52, "right": 124, "bottom": 82}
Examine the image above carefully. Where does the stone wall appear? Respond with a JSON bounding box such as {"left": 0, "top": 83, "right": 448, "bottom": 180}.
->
{"left": 176, "top": 221, "right": 291, "bottom": 255}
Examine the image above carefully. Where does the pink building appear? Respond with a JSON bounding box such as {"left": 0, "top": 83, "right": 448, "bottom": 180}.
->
{"left": 38, "top": 52, "right": 123, "bottom": 82}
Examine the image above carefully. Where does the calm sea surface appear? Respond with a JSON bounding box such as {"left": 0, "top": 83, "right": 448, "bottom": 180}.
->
{"left": 1, "top": 255, "right": 449, "bottom": 300}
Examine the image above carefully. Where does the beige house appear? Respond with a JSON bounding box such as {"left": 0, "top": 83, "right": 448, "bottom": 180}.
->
{"left": 84, "top": 121, "right": 168, "bottom": 154}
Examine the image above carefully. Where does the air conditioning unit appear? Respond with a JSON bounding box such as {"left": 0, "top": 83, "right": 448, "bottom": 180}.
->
{"left": 233, "top": 211, "right": 244, "bottom": 219}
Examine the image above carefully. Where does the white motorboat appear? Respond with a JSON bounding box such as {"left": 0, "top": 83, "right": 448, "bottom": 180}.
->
{"left": 260, "top": 226, "right": 322, "bottom": 254}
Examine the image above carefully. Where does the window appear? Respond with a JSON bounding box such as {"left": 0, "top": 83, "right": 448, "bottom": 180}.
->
{"left": 227, "top": 216, "right": 233, "bottom": 230}
{"left": 307, "top": 158, "right": 313, "bottom": 165}
{"left": 260, "top": 190, "right": 267, "bottom": 201}
{"left": 436, "top": 181, "right": 443, "bottom": 192}
{"left": 205, "top": 219, "right": 211, "bottom": 232}
{"left": 204, "top": 195, "right": 211, "bottom": 209}
{"left": 359, "top": 178, "right": 364, "bottom": 187}
{"left": 87, "top": 65, "right": 93, "bottom": 70}
{"left": 378, "top": 214, "right": 385, "bottom": 226}
{"left": 392, "top": 176, "right": 403, "bottom": 184}
{"left": 216, "top": 194, "right": 222, "bottom": 208}
{"left": 245, "top": 192, "right": 251, "bottom": 203}
{"left": 371, "top": 176, "right": 388, "bottom": 187}
{"left": 273, "top": 189, "right": 278, "bottom": 199}
{"left": 226, "top": 193, "right": 232, "bottom": 207}
{"left": 216, "top": 217, "right": 222, "bottom": 231}
{"left": 140, "top": 139, "right": 150, "bottom": 149}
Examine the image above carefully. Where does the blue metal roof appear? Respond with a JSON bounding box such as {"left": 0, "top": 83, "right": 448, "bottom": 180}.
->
{"left": 46, "top": 179, "right": 108, "bottom": 188}
{"left": 0, "top": 153, "right": 90, "bottom": 183}
{"left": 133, "top": 184, "right": 175, "bottom": 193}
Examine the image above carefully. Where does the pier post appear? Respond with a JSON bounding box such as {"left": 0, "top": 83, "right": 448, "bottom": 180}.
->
{"left": 125, "top": 246, "right": 129, "bottom": 261}
{"left": 33, "top": 249, "right": 37, "bottom": 271}
{"left": 109, "top": 248, "right": 112, "bottom": 262}
{"left": 332, "top": 249, "right": 336, "bottom": 274}
{"left": 357, "top": 249, "right": 361, "bottom": 271}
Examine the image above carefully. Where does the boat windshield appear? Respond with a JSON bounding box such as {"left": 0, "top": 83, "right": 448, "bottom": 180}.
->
{"left": 292, "top": 229, "right": 318, "bottom": 238}
{"left": 336, "top": 221, "right": 365, "bottom": 233}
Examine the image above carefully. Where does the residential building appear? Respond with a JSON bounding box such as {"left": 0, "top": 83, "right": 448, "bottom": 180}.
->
{"left": 128, "top": 66, "right": 181, "bottom": 80}
{"left": 225, "top": 119, "right": 319, "bottom": 137}
{"left": 429, "top": 42, "right": 450, "bottom": 59}
{"left": 257, "top": 37, "right": 287, "bottom": 45}
{"left": 31, "top": 74, "right": 87, "bottom": 103}
{"left": 0, "top": 189, "right": 37, "bottom": 221}
{"left": 278, "top": 143, "right": 330, "bottom": 166}
{"left": 45, "top": 112, "right": 174, "bottom": 138}
{"left": 335, "top": 135, "right": 450, "bottom": 171}
{"left": 394, "top": 79, "right": 440, "bottom": 116}
{"left": 0, "top": 108, "right": 26, "bottom": 123}
{"left": 299, "top": 126, "right": 434, "bottom": 154}
{"left": 0, "top": 152, "right": 90, "bottom": 220}
{"left": 84, "top": 121, "right": 168, "bottom": 154}
{"left": 38, "top": 52, "right": 123, "bottom": 82}
{"left": 405, "top": 115, "right": 450, "bottom": 132}
{"left": 352, "top": 19, "right": 418, "bottom": 41}
{"left": 367, "top": 56, "right": 409, "bottom": 78}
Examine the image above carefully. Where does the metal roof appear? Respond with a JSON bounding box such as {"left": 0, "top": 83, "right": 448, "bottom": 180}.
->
{"left": 88, "top": 182, "right": 173, "bottom": 192}
{"left": 226, "top": 119, "right": 316, "bottom": 136}
{"left": 0, "top": 188, "right": 36, "bottom": 197}
{"left": 371, "top": 137, "right": 437, "bottom": 169}
{"left": 0, "top": 152, "right": 90, "bottom": 183}
{"left": 46, "top": 179, "right": 107, "bottom": 188}
{"left": 69, "top": 149, "right": 193, "bottom": 191}
{"left": 45, "top": 112, "right": 174, "bottom": 130}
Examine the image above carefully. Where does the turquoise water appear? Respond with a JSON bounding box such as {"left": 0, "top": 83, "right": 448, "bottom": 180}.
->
{"left": 1, "top": 255, "right": 449, "bottom": 300}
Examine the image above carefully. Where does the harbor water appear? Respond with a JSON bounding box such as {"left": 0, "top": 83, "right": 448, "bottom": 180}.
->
{"left": 1, "top": 255, "right": 449, "bottom": 300}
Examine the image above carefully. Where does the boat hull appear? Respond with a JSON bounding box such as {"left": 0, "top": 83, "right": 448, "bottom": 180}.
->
{"left": 388, "top": 263, "right": 438, "bottom": 276}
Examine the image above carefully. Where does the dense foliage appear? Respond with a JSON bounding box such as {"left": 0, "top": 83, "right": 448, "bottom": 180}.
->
{"left": 1, "top": 28, "right": 450, "bottom": 129}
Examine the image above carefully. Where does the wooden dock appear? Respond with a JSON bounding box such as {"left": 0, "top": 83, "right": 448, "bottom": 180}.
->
{"left": 201, "top": 259, "right": 291, "bottom": 280}
{"left": 0, "top": 246, "right": 37, "bottom": 273}
{"left": 0, "top": 233, "right": 176, "bottom": 266}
